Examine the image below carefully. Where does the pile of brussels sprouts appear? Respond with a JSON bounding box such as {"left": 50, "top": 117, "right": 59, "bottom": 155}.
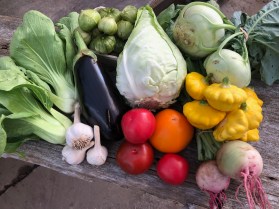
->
{"left": 78, "top": 5, "right": 138, "bottom": 55}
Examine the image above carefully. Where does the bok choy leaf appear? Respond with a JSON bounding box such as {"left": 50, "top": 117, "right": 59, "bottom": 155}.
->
{"left": 10, "top": 10, "right": 76, "bottom": 113}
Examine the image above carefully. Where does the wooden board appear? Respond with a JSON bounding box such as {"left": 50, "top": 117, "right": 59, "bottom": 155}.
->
{"left": 0, "top": 0, "right": 279, "bottom": 208}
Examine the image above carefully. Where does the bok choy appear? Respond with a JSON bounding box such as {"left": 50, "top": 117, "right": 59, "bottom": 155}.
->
{"left": 10, "top": 10, "right": 76, "bottom": 113}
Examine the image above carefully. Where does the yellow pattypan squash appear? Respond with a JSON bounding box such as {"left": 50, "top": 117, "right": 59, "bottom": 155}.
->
{"left": 204, "top": 77, "right": 247, "bottom": 112}
{"left": 213, "top": 108, "right": 249, "bottom": 141}
{"left": 240, "top": 129, "right": 260, "bottom": 142}
{"left": 241, "top": 98, "right": 263, "bottom": 130}
{"left": 243, "top": 87, "right": 263, "bottom": 106}
{"left": 183, "top": 100, "right": 226, "bottom": 130}
{"left": 185, "top": 72, "right": 212, "bottom": 100}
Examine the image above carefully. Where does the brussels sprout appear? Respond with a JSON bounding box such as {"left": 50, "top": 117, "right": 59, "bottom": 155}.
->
{"left": 117, "top": 20, "right": 133, "bottom": 40}
{"left": 121, "top": 5, "right": 137, "bottom": 24}
{"left": 98, "top": 7, "right": 121, "bottom": 22}
{"left": 98, "top": 17, "right": 118, "bottom": 35}
{"left": 90, "top": 35, "right": 116, "bottom": 54}
{"left": 76, "top": 27, "right": 91, "bottom": 45}
{"left": 114, "top": 37, "right": 125, "bottom": 54}
{"left": 78, "top": 9, "right": 101, "bottom": 32}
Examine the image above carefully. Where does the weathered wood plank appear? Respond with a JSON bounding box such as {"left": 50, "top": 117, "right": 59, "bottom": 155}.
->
{"left": 2, "top": 80, "right": 279, "bottom": 208}
{"left": 0, "top": 15, "right": 21, "bottom": 56}
{"left": 0, "top": 0, "right": 150, "bottom": 21}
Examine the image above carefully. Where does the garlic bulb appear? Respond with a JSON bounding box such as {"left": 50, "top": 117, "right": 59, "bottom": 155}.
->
{"left": 62, "top": 141, "right": 94, "bottom": 165}
{"left": 86, "top": 125, "right": 108, "bottom": 166}
{"left": 66, "top": 103, "right": 94, "bottom": 149}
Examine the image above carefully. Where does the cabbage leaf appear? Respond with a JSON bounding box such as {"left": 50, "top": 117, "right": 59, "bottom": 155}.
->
{"left": 116, "top": 6, "right": 187, "bottom": 110}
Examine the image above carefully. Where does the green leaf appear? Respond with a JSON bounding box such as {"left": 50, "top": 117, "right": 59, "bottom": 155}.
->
{"left": 0, "top": 57, "right": 53, "bottom": 110}
{"left": 58, "top": 12, "right": 79, "bottom": 34}
{"left": 244, "top": 0, "right": 279, "bottom": 85}
{"left": 157, "top": 4, "right": 182, "bottom": 41}
{"left": 56, "top": 23, "right": 76, "bottom": 71}
{"left": 10, "top": 10, "right": 76, "bottom": 113}
{"left": 0, "top": 115, "right": 7, "bottom": 155}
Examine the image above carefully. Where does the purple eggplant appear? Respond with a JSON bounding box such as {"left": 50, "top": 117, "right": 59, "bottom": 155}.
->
{"left": 74, "top": 30, "right": 130, "bottom": 141}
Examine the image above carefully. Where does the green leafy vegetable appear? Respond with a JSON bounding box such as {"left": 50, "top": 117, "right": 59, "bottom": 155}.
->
{"left": 10, "top": 10, "right": 76, "bottom": 113}
{"left": 232, "top": 0, "right": 279, "bottom": 85}
{"left": 157, "top": 4, "right": 182, "bottom": 40}
{"left": 0, "top": 87, "right": 72, "bottom": 156}
{"left": 116, "top": 5, "right": 187, "bottom": 110}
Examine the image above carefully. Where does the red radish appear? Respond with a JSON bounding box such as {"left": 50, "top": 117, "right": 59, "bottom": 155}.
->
{"left": 216, "top": 140, "right": 271, "bottom": 209}
{"left": 121, "top": 108, "right": 156, "bottom": 144}
{"left": 196, "top": 160, "right": 230, "bottom": 209}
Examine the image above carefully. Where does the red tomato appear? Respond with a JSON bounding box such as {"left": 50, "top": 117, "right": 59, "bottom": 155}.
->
{"left": 121, "top": 108, "right": 156, "bottom": 144}
{"left": 116, "top": 141, "right": 154, "bottom": 175}
{"left": 156, "top": 154, "right": 189, "bottom": 185}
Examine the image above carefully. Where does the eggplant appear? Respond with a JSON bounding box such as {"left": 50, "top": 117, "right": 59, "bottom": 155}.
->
{"left": 74, "top": 30, "right": 130, "bottom": 141}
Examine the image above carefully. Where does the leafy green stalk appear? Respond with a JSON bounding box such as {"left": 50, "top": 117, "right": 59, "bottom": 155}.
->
{"left": 231, "top": 0, "right": 279, "bottom": 85}
{"left": 196, "top": 129, "right": 223, "bottom": 161}
{"left": 9, "top": 10, "right": 76, "bottom": 113}
{"left": 0, "top": 88, "right": 72, "bottom": 155}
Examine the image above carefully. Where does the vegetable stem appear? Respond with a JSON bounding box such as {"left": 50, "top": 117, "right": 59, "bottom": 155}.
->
{"left": 73, "top": 103, "right": 81, "bottom": 124}
{"left": 218, "top": 31, "right": 243, "bottom": 52}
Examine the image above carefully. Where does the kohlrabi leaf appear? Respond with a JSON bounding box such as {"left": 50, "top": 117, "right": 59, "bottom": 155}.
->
{"left": 244, "top": 0, "right": 279, "bottom": 85}
{"left": 157, "top": 4, "right": 182, "bottom": 40}
{"left": 10, "top": 10, "right": 76, "bottom": 113}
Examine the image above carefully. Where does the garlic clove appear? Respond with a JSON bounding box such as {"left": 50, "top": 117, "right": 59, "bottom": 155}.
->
{"left": 86, "top": 125, "right": 108, "bottom": 166}
{"left": 62, "top": 141, "right": 94, "bottom": 165}
{"left": 86, "top": 146, "right": 108, "bottom": 166}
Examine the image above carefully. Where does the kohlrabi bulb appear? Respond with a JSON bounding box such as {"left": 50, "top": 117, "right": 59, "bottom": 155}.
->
{"left": 204, "top": 49, "right": 251, "bottom": 88}
{"left": 173, "top": 2, "right": 235, "bottom": 58}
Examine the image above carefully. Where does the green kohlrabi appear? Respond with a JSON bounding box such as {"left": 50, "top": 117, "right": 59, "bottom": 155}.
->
{"left": 204, "top": 31, "right": 251, "bottom": 88}
{"left": 172, "top": 2, "right": 236, "bottom": 58}
{"left": 10, "top": 10, "right": 76, "bottom": 113}
{"left": 116, "top": 6, "right": 187, "bottom": 110}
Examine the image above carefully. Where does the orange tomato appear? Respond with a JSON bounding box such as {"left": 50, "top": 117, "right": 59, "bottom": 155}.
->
{"left": 149, "top": 109, "right": 194, "bottom": 153}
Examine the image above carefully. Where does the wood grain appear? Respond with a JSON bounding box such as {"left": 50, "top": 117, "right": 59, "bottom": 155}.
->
{"left": 2, "top": 79, "right": 279, "bottom": 208}
{"left": 0, "top": 0, "right": 279, "bottom": 208}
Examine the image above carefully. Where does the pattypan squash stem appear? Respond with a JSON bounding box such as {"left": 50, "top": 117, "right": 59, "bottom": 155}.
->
{"left": 240, "top": 102, "right": 247, "bottom": 111}
{"left": 221, "top": 77, "right": 230, "bottom": 87}
{"left": 204, "top": 73, "right": 213, "bottom": 85}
